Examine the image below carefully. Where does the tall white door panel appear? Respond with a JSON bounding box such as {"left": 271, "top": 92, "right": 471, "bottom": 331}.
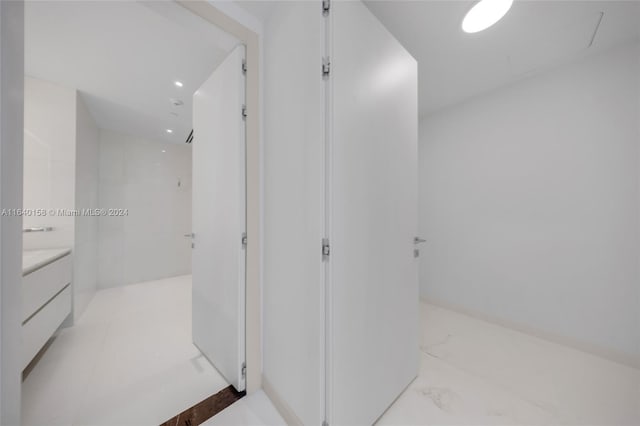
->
{"left": 328, "top": 2, "right": 419, "bottom": 424}
{"left": 192, "top": 45, "right": 246, "bottom": 391}
{"left": 262, "top": 2, "right": 326, "bottom": 424}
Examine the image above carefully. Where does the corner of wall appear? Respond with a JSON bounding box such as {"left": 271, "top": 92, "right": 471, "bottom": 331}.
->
{"left": 72, "top": 93, "right": 100, "bottom": 320}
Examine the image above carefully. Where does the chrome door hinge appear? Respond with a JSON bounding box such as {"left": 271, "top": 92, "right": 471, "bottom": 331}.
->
{"left": 242, "top": 104, "right": 247, "bottom": 120}
{"left": 322, "top": 57, "right": 331, "bottom": 79}
{"left": 241, "top": 362, "right": 246, "bottom": 379}
{"left": 242, "top": 232, "right": 247, "bottom": 250}
{"left": 322, "top": 238, "right": 330, "bottom": 261}
{"left": 413, "top": 236, "right": 426, "bottom": 258}
{"left": 322, "top": 0, "right": 330, "bottom": 16}
{"left": 242, "top": 59, "right": 247, "bottom": 75}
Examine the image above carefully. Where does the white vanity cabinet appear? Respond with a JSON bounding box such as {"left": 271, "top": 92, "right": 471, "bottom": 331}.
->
{"left": 22, "top": 249, "right": 72, "bottom": 369}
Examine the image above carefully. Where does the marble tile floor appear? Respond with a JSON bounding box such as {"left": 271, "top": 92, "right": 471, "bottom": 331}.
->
{"left": 22, "top": 275, "right": 640, "bottom": 426}
{"left": 377, "top": 304, "right": 640, "bottom": 425}
{"left": 210, "top": 304, "right": 640, "bottom": 425}
{"left": 22, "top": 274, "right": 229, "bottom": 426}
{"left": 206, "top": 302, "right": 640, "bottom": 425}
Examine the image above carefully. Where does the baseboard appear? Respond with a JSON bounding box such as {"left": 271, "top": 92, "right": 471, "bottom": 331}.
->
{"left": 262, "top": 375, "right": 304, "bottom": 426}
{"left": 421, "top": 297, "right": 640, "bottom": 370}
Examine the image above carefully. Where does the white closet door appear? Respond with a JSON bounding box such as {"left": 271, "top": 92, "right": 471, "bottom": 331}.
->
{"left": 192, "top": 45, "right": 246, "bottom": 391}
{"left": 263, "top": 2, "right": 326, "bottom": 424}
{"left": 328, "top": 2, "right": 419, "bottom": 424}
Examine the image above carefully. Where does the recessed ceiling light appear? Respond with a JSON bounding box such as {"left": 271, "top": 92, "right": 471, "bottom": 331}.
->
{"left": 166, "top": 129, "right": 173, "bottom": 134}
{"left": 462, "top": 0, "right": 513, "bottom": 33}
{"left": 162, "top": 150, "right": 167, "bottom": 153}
{"left": 174, "top": 81, "right": 184, "bottom": 88}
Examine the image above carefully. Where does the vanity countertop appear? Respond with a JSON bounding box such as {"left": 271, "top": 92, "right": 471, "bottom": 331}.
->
{"left": 23, "top": 248, "right": 72, "bottom": 276}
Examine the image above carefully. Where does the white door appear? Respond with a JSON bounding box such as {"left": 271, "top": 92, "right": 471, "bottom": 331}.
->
{"left": 192, "top": 45, "right": 246, "bottom": 391}
{"left": 327, "top": 2, "right": 419, "bottom": 424}
{"left": 262, "top": 2, "right": 326, "bottom": 425}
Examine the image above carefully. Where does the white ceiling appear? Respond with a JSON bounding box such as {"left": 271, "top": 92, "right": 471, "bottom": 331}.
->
{"left": 26, "top": 1, "right": 640, "bottom": 132}
{"left": 364, "top": 0, "right": 640, "bottom": 116}
{"left": 25, "top": 1, "right": 239, "bottom": 144}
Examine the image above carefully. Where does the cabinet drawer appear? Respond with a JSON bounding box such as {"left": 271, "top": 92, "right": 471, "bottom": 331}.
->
{"left": 23, "top": 254, "right": 72, "bottom": 321}
{"left": 22, "top": 285, "right": 71, "bottom": 369}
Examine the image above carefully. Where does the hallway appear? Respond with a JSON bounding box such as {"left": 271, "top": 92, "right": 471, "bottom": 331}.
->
{"left": 0, "top": 1, "right": 638, "bottom": 424}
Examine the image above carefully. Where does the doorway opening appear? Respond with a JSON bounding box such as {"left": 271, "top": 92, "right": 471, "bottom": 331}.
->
{"left": 18, "top": 1, "right": 259, "bottom": 424}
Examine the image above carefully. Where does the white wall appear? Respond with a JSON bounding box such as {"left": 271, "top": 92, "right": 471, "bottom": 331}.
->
{"left": 23, "top": 76, "right": 76, "bottom": 250}
{"left": 98, "top": 130, "right": 192, "bottom": 288}
{"left": 419, "top": 42, "right": 640, "bottom": 365}
{"left": 0, "top": 0, "right": 24, "bottom": 422}
{"left": 23, "top": 77, "right": 100, "bottom": 321}
{"left": 73, "top": 93, "right": 99, "bottom": 319}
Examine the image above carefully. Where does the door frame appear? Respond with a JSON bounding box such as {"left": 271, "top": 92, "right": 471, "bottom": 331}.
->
{"left": 0, "top": 1, "right": 263, "bottom": 422}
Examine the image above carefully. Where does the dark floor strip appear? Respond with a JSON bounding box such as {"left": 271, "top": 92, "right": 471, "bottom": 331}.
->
{"left": 160, "top": 385, "right": 246, "bottom": 426}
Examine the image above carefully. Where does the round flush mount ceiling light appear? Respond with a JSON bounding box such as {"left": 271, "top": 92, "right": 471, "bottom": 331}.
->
{"left": 174, "top": 81, "right": 184, "bottom": 88}
{"left": 166, "top": 129, "right": 173, "bottom": 134}
{"left": 462, "top": 0, "right": 514, "bottom": 33}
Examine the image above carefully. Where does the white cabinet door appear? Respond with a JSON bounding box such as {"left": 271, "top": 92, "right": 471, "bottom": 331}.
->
{"left": 192, "top": 45, "right": 246, "bottom": 391}
{"left": 328, "top": 2, "right": 419, "bottom": 424}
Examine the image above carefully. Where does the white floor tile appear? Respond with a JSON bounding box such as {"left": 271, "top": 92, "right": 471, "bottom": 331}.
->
{"left": 22, "top": 321, "right": 110, "bottom": 425}
{"left": 23, "top": 283, "right": 640, "bottom": 426}
{"left": 416, "top": 304, "right": 640, "bottom": 425}
{"left": 209, "top": 303, "right": 639, "bottom": 426}
{"left": 73, "top": 354, "right": 228, "bottom": 426}
{"left": 378, "top": 353, "right": 557, "bottom": 425}
{"left": 203, "top": 391, "right": 285, "bottom": 426}
{"left": 22, "top": 275, "right": 228, "bottom": 426}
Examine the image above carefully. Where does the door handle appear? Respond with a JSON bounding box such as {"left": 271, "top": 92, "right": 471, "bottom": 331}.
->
{"left": 184, "top": 233, "right": 194, "bottom": 238}
{"left": 414, "top": 237, "right": 426, "bottom": 244}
